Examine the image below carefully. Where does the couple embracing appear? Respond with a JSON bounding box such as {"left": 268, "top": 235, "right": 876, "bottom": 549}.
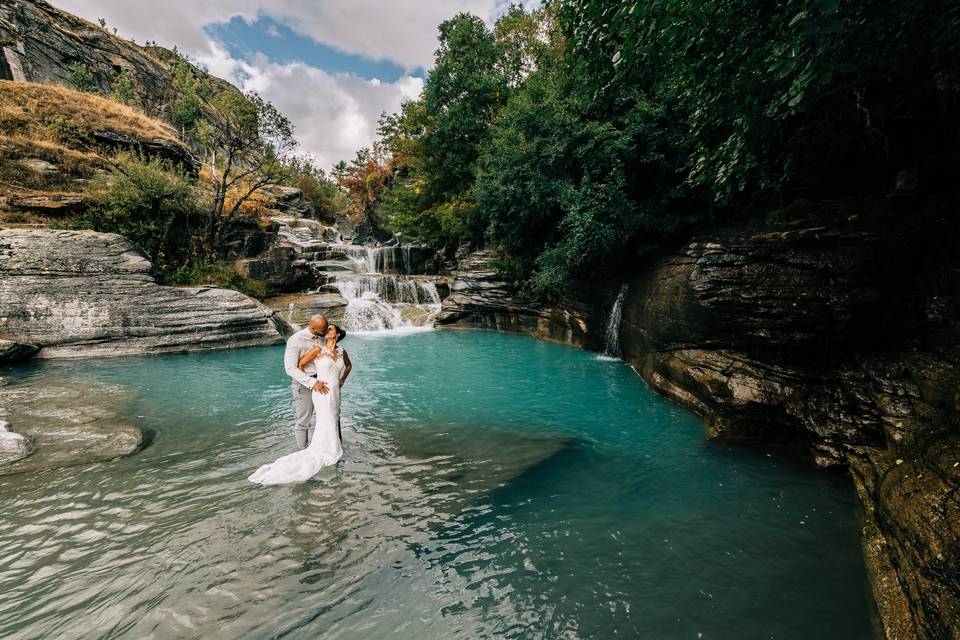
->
{"left": 249, "top": 314, "right": 352, "bottom": 485}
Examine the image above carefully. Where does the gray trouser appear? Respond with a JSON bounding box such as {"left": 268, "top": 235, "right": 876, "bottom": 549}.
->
{"left": 292, "top": 380, "right": 315, "bottom": 449}
{"left": 292, "top": 380, "right": 344, "bottom": 449}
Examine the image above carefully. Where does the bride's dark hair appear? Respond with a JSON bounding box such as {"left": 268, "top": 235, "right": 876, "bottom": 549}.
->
{"left": 330, "top": 324, "right": 346, "bottom": 342}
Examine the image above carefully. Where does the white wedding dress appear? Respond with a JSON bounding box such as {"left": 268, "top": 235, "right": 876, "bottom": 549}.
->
{"left": 249, "top": 347, "right": 344, "bottom": 485}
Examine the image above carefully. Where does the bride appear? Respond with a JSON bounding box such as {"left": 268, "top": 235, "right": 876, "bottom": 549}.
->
{"left": 249, "top": 323, "right": 352, "bottom": 485}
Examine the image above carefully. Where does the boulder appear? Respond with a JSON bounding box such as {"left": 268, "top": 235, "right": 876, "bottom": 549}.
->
{"left": 232, "top": 245, "right": 320, "bottom": 294}
{"left": 0, "top": 419, "right": 32, "bottom": 466}
{"left": 436, "top": 249, "right": 611, "bottom": 350}
{"left": 0, "top": 378, "right": 144, "bottom": 475}
{"left": 0, "top": 228, "right": 286, "bottom": 358}
{"left": 91, "top": 130, "right": 199, "bottom": 174}
{"left": 264, "top": 292, "right": 348, "bottom": 330}
{"left": 0, "top": 338, "right": 40, "bottom": 362}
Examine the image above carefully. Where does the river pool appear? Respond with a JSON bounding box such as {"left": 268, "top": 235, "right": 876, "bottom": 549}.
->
{"left": 0, "top": 330, "right": 875, "bottom": 639}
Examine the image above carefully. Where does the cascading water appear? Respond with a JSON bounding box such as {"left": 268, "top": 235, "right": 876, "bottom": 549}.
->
{"left": 325, "top": 244, "right": 441, "bottom": 333}
{"left": 602, "top": 283, "right": 629, "bottom": 358}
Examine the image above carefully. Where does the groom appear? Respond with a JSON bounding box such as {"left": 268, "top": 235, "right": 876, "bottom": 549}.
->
{"left": 284, "top": 314, "right": 333, "bottom": 449}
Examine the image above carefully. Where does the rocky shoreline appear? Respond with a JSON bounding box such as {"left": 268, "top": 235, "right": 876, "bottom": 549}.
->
{"left": 0, "top": 227, "right": 290, "bottom": 476}
{"left": 1, "top": 200, "right": 956, "bottom": 636}
{"left": 0, "top": 228, "right": 288, "bottom": 360}
{"left": 436, "top": 205, "right": 960, "bottom": 640}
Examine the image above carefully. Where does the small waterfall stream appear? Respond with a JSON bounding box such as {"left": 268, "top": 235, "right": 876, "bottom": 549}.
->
{"left": 322, "top": 244, "right": 442, "bottom": 333}
{"left": 602, "top": 283, "right": 629, "bottom": 358}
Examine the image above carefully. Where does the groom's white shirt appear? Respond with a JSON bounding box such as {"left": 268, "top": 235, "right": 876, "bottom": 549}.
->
{"left": 284, "top": 327, "right": 322, "bottom": 389}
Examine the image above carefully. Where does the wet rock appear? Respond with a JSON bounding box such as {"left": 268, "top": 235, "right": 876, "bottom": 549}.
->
{"left": 0, "top": 228, "right": 286, "bottom": 358}
{"left": 620, "top": 209, "right": 960, "bottom": 640}
{"left": 0, "top": 419, "right": 32, "bottom": 465}
{"left": 264, "top": 292, "right": 348, "bottom": 330}
{"left": 232, "top": 245, "right": 320, "bottom": 294}
{"left": 0, "top": 339, "right": 40, "bottom": 362}
{"left": 0, "top": 378, "right": 143, "bottom": 475}
{"left": 436, "top": 250, "right": 610, "bottom": 350}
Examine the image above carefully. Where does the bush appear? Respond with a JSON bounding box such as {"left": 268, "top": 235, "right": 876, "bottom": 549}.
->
{"left": 69, "top": 62, "right": 97, "bottom": 93}
{"left": 110, "top": 69, "right": 135, "bottom": 105}
{"left": 74, "top": 152, "right": 195, "bottom": 273}
{"left": 43, "top": 115, "right": 88, "bottom": 147}
{"left": 162, "top": 258, "right": 267, "bottom": 299}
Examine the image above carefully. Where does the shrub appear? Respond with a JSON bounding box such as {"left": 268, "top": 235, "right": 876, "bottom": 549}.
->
{"left": 110, "top": 69, "right": 135, "bottom": 105}
{"left": 162, "top": 258, "right": 267, "bottom": 299}
{"left": 43, "top": 115, "right": 88, "bottom": 147}
{"left": 69, "top": 62, "right": 97, "bottom": 93}
{"left": 75, "top": 152, "right": 195, "bottom": 272}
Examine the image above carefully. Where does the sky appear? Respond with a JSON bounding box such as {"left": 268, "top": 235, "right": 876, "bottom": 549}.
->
{"left": 51, "top": 0, "right": 534, "bottom": 171}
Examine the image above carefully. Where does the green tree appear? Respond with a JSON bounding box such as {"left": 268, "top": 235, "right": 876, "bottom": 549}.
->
{"left": 559, "top": 0, "right": 960, "bottom": 203}
{"left": 474, "top": 52, "right": 692, "bottom": 294}
{"left": 79, "top": 153, "right": 195, "bottom": 273}
{"left": 373, "top": 14, "right": 509, "bottom": 244}
{"left": 69, "top": 62, "right": 97, "bottom": 93}
{"left": 420, "top": 13, "right": 504, "bottom": 203}
{"left": 110, "top": 68, "right": 135, "bottom": 105}
{"left": 172, "top": 60, "right": 202, "bottom": 135}
{"left": 197, "top": 89, "right": 299, "bottom": 245}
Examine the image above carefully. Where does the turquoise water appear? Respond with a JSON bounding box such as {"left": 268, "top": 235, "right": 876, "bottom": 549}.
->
{"left": 0, "top": 330, "right": 875, "bottom": 639}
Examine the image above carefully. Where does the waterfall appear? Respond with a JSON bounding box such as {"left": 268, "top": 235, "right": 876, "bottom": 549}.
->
{"left": 602, "top": 283, "right": 629, "bottom": 358}
{"left": 324, "top": 243, "right": 441, "bottom": 333}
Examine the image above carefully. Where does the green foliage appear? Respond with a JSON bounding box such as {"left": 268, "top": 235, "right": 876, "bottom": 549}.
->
{"left": 163, "top": 258, "right": 267, "bottom": 299}
{"left": 372, "top": 13, "right": 509, "bottom": 244}
{"left": 172, "top": 60, "right": 203, "bottom": 133}
{"left": 339, "top": 1, "right": 958, "bottom": 296}
{"left": 475, "top": 56, "right": 695, "bottom": 293}
{"left": 421, "top": 13, "right": 505, "bottom": 200}
{"left": 110, "top": 68, "right": 135, "bottom": 105}
{"left": 76, "top": 153, "right": 195, "bottom": 273}
{"left": 69, "top": 62, "right": 97, "bottom": 93}
{"left": 42, "top": 115, "right": 88, "bottom": 147}
{"left": 71, "top": 152, "right": 269, "bottom": 298}
{"left": 283, "top": 156, "right": 348, "bottom": 221}
{"left": 559, "top": 0, "right": 960, "bottom": 203}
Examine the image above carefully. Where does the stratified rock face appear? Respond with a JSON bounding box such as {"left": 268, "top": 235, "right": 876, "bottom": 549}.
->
{"left": 0, "top": 1, "right": 233, "bottom": 125}
{"left": 436, "top": 250, "right": 609, "bottom": 350}
{"left": 0, "top": 228, "right": 286, "bottom": 358}
{"left": 621, "top": 212, "right": 960, "bottom": 640}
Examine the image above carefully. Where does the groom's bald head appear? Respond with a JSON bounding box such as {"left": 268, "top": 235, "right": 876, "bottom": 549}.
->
{"left": 308, "top": 314, "right": 329, "bottom": 335}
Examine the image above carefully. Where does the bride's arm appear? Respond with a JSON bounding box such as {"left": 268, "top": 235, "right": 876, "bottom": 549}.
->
{"left": 298, "top": 346, "right": 321, "bottom": 370}
{"left": 340, "top": 350, "right": 352, "bottom": 387}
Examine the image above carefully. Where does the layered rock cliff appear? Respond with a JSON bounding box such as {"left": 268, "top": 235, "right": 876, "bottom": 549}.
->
{"left": 0, "top": 228, "right": 287, "bottom": 359}
{"left": 436, "top": 249, "right": 614, "bottom": 350}
{"left": 439, "top": 201, "right": 960, "bottom": 640}
{"left": 0, "top": 0, "right": 235, "bottom": 127}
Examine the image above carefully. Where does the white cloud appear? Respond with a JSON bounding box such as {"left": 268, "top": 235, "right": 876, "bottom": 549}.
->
{"left": 193, "top": 44, "right": 423, "bottom": 169}
{"left": 51, "top": 0, "right": 507, "bottom": 71}
{"left": 48, "top": 0, "right": 521, "bottom": 170}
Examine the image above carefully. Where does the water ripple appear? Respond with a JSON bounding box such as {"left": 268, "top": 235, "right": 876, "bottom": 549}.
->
{"left": 0, "top": 332, "right": 873, "bottom": 639}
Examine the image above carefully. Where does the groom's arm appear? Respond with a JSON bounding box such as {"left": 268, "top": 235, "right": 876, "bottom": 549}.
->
{"left": 284, "top": 337, "right": 316, "bottom": 389}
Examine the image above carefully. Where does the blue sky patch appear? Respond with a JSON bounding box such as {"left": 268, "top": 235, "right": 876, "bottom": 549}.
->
{"left": 205, "top": 15, "right": 426, "bottom": 82}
